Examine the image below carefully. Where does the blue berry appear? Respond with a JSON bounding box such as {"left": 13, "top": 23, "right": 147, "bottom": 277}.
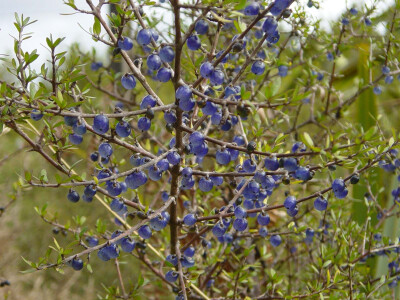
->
{"left": 195, "top": 19, "right": 209, "bottom": 35}
{"left": 183, "top": 214, "right": 197, "bottom": 226}
{"left": 284, "top": 196, "right": 296, "bottom": 210}
{"left": 243, "top": 159, "right": 256, "bottom": 172}
{"left": 121, "top": 73, "right": 136, "bottom": 90}
{"left": 364, "top": 17, "right": 372, "bottom": 26}
{"left": 137, "top": 29, "right": 152, "bottom": 46}
{"left": 115, "top": 121, "right": 131, "bottom": 138}
{"left": 234, "top": 206, "right": 247, "bottom": 219}
{"left": 179, "top": 98, "right": 195, "bottom": 111}
{"left": 73, "top": 123, "right": 86, "bottom": 135}
{"left": 140, "top": 95, "right": 157, "bottom": 110}
{"left": 164, "top": 110, "right": 177, "bottom": 124}
{"left": 262, "top": 16, "right": 278, "bottom": 35}
{"left": 125, "top": 171, "right": 148, "bottom": 189}
{"left": 200, "top": 62, "right": 214, "bottom": 78}
{"left": 314, "top": 196, "right": 328, "bottom": 211}
{"left": 216, "top": 149, "right": 231, "bottom": 165}
{"left": 189, "top": 131, "right": 205, "bottom": 147}
{"left": 117, "top": 37, "right": 133, "bottom": 51}
{"left": 294, "top": 167, "right": 311, "bottom": 181}
{"left": 244, "top": 2, "right": 260, "bottom": 15}
{"left": 210, "top": 69, "right": 224, "bottom": 85}
{"left": 138, "top": 225, "right": 152, "bottom": 239}
{"left": 91, "top": 62, "right": 103, "bottom": 71}
{"left": 157, "top": 67, "right": 172, "bottom": 82}
{"left": 147, "top": 54, "right": 162, "bottom": 71}
{"left": 30, "top": 109, "right": 43, "bottom": 121}
{"left": 212, "top": 222, "right": 226, "bottom": 237}
{"left": 259, "top": 227, "right": 268, "bottom": 237}
{"left": 71, "top": 258, "right": 84, "bottom": 271}
{"left": 350, "top": 8, "right": 358, "bottom": 15}
{"left": 270, "top": 234, "right": 282, "bottom": 247}
{"left": 257, "top": 212, "right": 271, "bottom": 226}
{"left": 278, "top": 65, "right": 288, "bottom": 77}
{"left": 93, "top": 114, "right": 109, "bottom": 134}
{"left": 264, "top": 157, "right": 279, "bottom": 170}
{"left": 332, "top": 178, "right": 345, "bottom": 192}
{"left": 69, "top": 133, "right": 83, "bottom": 145}
{"left": 98, "top": 143, "right": 113, "bottom": 158}
{"left": 176, "top": 85, "right": 192, "bottom": 101}
{"left": 233, "top": 218, "right": 248, "bottom": 231}
{"left": 341, "top": 18, "right": 349, "bottom": 25}
{"left": 198, "top": 177, "right": 214, "bottom": 192}
{"left": 138, "top": 117, "right": 151, "bottom": 131}
{"left": 184, "top": 246, "right": 195, "bottom": 257}
{"left": 167, "top": 151, "right": 181, "bottom": 165}
{"left": 166, "top": 254, "right": 178, "bottom": 266}
{"left": 106, "top": 181, "right": 123, "bottom": 197}
{"left": 385, "top": 75, "right": 394, "bottom": 84}
{"left": 187, "top": 35, "right": 201, "bottom": 50}
{"left": 159, "top": 46, "right": 175, "bottom": 63}
{"left": 64, "top": 115, "right": 78, "bottom": 127}
{"left": 86, "top": 236, "right": 99, "bottom": 247}
{"left": 120, "top": 237, "right": 135, "bottom": 252}
{"left": 67, "top": 189, "right": 80, "bottom": 203}
{"left": 334, "top": 188, "right": 348, "bottom": 199}
{"left": 202, "top": 101, "right": 218, "bottom": 116}
{"left": 287, "top": 206, "right": 298, "bottom": 217}
{"left": 283, "top": 157, "right": 298, "bottom": 171}
{"left": 251, "top": 61, "right": 265, "bottom": 75}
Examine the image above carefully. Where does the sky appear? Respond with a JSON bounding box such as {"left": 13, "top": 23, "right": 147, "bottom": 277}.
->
{"left": 0, "top": 0, "right": 394, "bottom": 68}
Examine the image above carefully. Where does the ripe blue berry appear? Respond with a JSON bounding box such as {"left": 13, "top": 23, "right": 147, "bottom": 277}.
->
{"left": 167, "top": 151, "right": 180, "bottom": 165}
{"left": 294, "top": 167, "right": 312, "bottom": 181}
{"left": 189, "top": 131, "right": 205, "bottom": 147}
{"left": 98, "top": 142, "right": 113, "bottom": 158}
{"left": 125, "top": 171, "right": 148, "bottom": 189}
{"left": 244, "top": 2, "right": 260, "bottom": 15}
{"left": 166, "top": 254, "right": 178, "bottom": 266}
{"left": 257, "top": 212, "right": 271, "bottom": 226}
{"left": 67, "top": 189, "right": 80, "bottom": 203}
{"left": 264, "top": 156, "right": 279, "bottom": 170}
{"left": 332, "top": 178, "right": 345, "bottom": 192}
{"left": 270, "top": 234, "right": 282, "bottom": 247}
{"left": 138, "top": 225, "right": 152, "bottom": 239}
{"left": 137, "top": 29, "right": 152, "bottom": 46}
{"left": 117, "top": 37, "right": 133, "bottom": 51}
{"left": 184, "top": 246, "right": 195, "bottom": 257}
{"left": 243, "top": 159, "right": 256, "bottom": 172}
{"left": 183, "top": 214, "right": 197, "bottom": 226}
{"left": 86, "top": 236, "right": 99, "bottom": 247}
{"left": 164, "top": 110, "right": 177, "bottom": 124}
{"left": 216, "top": 149, "right": 231, "bottom": 165}
{"left": 283, "top": 157, "right": 298, "bottom": 171}
{"left": 73, "top": 123, "right": 86, "bottom": 135}
{"left": 91, "top": 62, "right": 103, "bottom": 71}
{"left": 259, "top": 227, "right": 268, "bottom": 237}
{"left": 195, "top": 19, "right": 209, "bottom": 35}
{"left": 176, "top": 85, "right": 192, "bottom": 101}
{"left": 71, "top": 258, "right": 84, "bottom": 271}
{"left": 69, "top": 133, "right": 83, "bottom": 145}
{"left": 251, "top": 61, "right": 265, "bottom": 75}
{"left": 187, "top": 35, "right": 201, "bottom": 50}
{"left": 156, "top": 67, "right": 172, "bottom": 82}
{"left": 278, "top": 65, "right": 288, "bottom": 77}
{"left": 64, "top": 115, "right": 78, "bottom": 127}
{"left": 30, "top": 109, "right": 43, "bottom": 121}
{"left": 179, "top": 98, "right": 195, "bottom": 111}
{"left": 140, "top": 95, "right": 157, "bottom": 109}
{"left": 115, "top": 121, "right": 131, "bottom": 138}
{"left": 209, "top": 69, "right": 224, "bottom": 85}
{"left": 159, "top": 46, "right": 175, "bottom": 63}
{"left": 121, "top": 73, "right": 136, "bottom": 90}
{"left": 138, "top": 117, "right": 151, "bottom": 131}
{"left": 284, "top": 196, "right": 296, "bottom": 210}
{"left": 93, "top": 114, "right": 109, "bottom": 134}
{"left": 120, "top": 237, "right": 136, "bottom": 252}
{"left": 233, "top": 218, "right": 248, "bottom": 231}
{"left": 147, "top": 54, "right": 162, "bottom": 71}
{"left": 314, "top": 196, "right": 328, "bottom": 211}
{"left": 262, "top": 16, "right": 278, "bottom": 35}
{"left": 198, "top": 177, "right": 214, "bottom": 192}
{"left": 200, "top": 62, "right": 214, "bottom": 78}
{"left": 212, "top": 222, "right": 226, "bottom": 237}
{"left": 234, "top": 205, "right": 247, "bottom": 219}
